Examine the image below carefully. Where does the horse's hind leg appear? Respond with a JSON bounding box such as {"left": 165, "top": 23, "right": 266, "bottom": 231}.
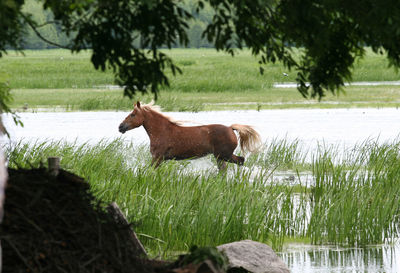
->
{"left": 215, "top": 154, "right": 244, "bottom": 168}
{"left": 230, "top": 154, "right": 245, "bottom": 165}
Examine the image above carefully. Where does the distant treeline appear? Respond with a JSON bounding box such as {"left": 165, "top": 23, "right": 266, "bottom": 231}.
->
{"left": 21, "top": 0, "right": 216, "bottom": 49}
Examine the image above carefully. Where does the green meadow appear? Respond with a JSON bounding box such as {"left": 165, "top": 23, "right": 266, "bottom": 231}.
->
{"left": 9, "top": 86, "right": 400, "bottom": 112}
{"left": 1, "top": 48, "right": 400, "bottom": 111}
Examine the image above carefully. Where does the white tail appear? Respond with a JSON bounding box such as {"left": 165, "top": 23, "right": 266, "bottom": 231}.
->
{"left": 231, "top": 124, "right": 262, "bottom": 153}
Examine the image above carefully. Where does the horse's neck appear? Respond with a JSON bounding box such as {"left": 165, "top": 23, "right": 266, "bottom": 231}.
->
{"left": 143, "top": 111, "right": 173, "bottom": 139}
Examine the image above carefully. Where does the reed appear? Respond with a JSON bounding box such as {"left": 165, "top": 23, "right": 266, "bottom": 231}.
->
{"left": 252, "top": 138, "right": 308, "bottom": 170}
{"left": 4, "top": 138, "right": 400, "bottom": 257}
{"left": 309, "top": 139, "right": 400, "bottom": 246}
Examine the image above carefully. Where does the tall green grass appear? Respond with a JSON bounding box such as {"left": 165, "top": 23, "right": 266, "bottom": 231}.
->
{"left": 5, "top": 139, "right": 298, "bottom": 255}
{"left": 250, "top": 138, "right": 309, "bottom": 170}
{"left": 4, "top": 138, "right": 400, "bottom": 257}
{"left": 309, "top": 140, "right": 400, "bottom": 246}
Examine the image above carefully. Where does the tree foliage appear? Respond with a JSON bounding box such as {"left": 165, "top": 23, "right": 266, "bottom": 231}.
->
{"left": 20, "top": 0, "right": 70, "bottom": 49}
{"left": 2, "top": 0, "right": 400, "bottom": 100}
{"left": 0, "top": 0, "right": 26, "bottom": 55}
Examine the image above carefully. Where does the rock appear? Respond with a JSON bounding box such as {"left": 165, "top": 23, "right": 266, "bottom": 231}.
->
{"left": 217, "top": 240, "right": 290, "bottom": 273}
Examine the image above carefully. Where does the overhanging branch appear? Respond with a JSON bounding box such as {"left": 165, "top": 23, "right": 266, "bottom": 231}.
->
{"left": 19, "top": 12, "right": 72, "bottom": 50}
{"left": 36, "top": 20, "right": 58, "bottom": 28}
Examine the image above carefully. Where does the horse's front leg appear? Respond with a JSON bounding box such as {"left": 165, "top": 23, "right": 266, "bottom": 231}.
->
{"left": 217, "top": 158, "right": 227, "bottom": 172}
{"left": 151, "top": 156, "right": 163, "bottom": 168}
{"left": 150, "top": 144, "right": 165, "bottom": 168}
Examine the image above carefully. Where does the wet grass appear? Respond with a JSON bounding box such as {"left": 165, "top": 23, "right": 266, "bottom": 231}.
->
{"left": 309, "top": 140, "right": 400, "bottom": 246}
{"left": 4, "top": 138, "right": 400, "bottom": 257}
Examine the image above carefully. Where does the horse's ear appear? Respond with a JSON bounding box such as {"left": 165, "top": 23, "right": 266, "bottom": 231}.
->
{"left": 136, "top": 101, "right": 141, "bottom": 108}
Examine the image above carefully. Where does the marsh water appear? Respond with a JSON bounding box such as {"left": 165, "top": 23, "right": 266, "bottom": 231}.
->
{"left": 3, "top": 108, "right": 400, "bottom": 148}
{"left": 280, "top": 243, "right": 400, "bottom": 272}
{"left": 3, "top": 108, "right": 400, "bottom": 272}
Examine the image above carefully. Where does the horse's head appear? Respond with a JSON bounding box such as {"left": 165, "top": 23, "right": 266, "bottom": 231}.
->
{"left": 118, "top": 101, "right": 145, "bottom": 134}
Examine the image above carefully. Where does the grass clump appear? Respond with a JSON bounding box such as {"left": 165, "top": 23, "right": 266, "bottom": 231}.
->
{"left": 251, "top": 138, "right": 308, "bottom": 170}
{"left": 309, "top": 140, "right": 400, "bottom": 246}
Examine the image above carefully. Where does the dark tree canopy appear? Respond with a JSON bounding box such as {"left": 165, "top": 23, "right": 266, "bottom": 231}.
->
{"left": 0, "top": 0, "right": 26, "bottom": 53}
{"left": 2, "top": 0, "right": 400, "bottom": 99}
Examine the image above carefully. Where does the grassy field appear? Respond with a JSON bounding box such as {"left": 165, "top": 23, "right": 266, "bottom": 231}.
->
{"left": 5, "top": 138, "right": 400, "bottom": 257}
{"left": 1, "top": 48, "right": 400, "bottom": 111}
{"left": 9, "top": 86, "right": 400, "bottom": 112}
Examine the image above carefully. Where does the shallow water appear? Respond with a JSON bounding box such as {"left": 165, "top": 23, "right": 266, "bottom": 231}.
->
{"left": 3, "top": 108, "right": 400, "bottom": 272}
{"left": 280, "top": 243, "right": 400, "bottom": 273}
{"left": 274, "top": 81, "right": 400, "bottom": 88}
{"left": 3, "top": 108, "right": 400, "bottom": 150}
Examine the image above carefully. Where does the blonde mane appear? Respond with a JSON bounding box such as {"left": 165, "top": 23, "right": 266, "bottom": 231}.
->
{"left": 140, "top": 101, "right": 183, "bottom": 125}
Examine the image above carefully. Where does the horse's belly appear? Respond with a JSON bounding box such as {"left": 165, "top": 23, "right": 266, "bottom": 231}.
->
{"left": 163, "top": 138, "right": 212, "bottom": 159}
{"left": 169, "top": 145, "right": 211, "bottom": 159}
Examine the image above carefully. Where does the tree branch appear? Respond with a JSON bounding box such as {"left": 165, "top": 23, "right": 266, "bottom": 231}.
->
{"left": 36, "top": 20, "right": 58, "bottom": 28}
{"left": 19, "top": 12, "right": 72, "bottom": 50}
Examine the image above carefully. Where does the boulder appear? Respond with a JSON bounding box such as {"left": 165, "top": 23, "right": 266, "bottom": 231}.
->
{"left": 217, "top": 240, "right": 290, "bottom": 273}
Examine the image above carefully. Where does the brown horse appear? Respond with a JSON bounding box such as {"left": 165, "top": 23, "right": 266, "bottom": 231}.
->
{"left": 118, "top": 101, "right": 262, "bottom": 170}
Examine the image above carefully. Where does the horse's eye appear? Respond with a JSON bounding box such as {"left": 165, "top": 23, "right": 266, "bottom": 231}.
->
{"left": 130, "top": 113, "right": 135, "bottom": 117}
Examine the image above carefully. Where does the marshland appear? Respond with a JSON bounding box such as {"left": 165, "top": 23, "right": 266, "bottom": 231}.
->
{"left": 1, "top": 49, "right": 400, "bottom": 272}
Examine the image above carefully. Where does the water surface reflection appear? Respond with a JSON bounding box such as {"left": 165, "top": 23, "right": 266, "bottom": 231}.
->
{"left": 3, "top": 108, "right": 400, "bottom": 152}
{"left": 280, "top": 244, "right": 400, "bottom": 273}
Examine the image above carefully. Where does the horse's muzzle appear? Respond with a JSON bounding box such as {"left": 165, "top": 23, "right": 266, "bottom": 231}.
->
{"left": 118, "top": 123, "right": 127, "bottom": 134}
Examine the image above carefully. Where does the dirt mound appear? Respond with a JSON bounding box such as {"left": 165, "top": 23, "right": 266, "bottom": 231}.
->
{"left": 1, "top": 167, "right": 163, "bottom": 273}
